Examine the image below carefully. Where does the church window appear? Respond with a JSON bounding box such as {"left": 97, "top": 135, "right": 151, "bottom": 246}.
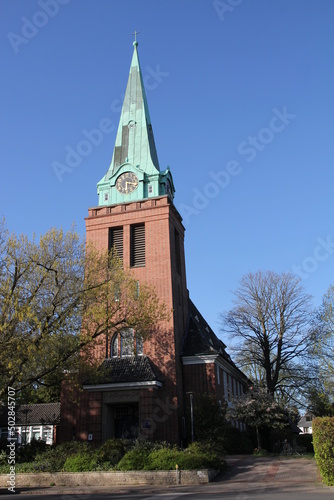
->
{"left": 111, "top": 334, "right": 119, "bottom": 357}
{"left": 104, "top": 193, "right": 109, "bottom": 202}
{"left": 110, "top": 329, "right": 143, "bottom": 357}
{"left": 130, "top": 224, "right": 145, "bottom": 267}
{"left": 120, "top": 330, "right": 133, "bottom": 357}
{"left": 109, "top": 227, "right": 123, "bottom": 263}
{"left": 136, "top": 334, "right": 143, "bottom": 356}
{"left": 148, "top": 185, "right": 153, "bottom": 194}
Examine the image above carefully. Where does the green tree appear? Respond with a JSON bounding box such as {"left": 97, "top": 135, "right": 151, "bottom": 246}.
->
{"left": 0, "top": 219, "right": 168, "bottom": 401}
{"left": 221, "top": 271, "right": 314, "bottom": 403}
{"left": 227, "top": 387, "right": 286, "bottom": 450}
{"left": 312, "top": 285, "right": 334, "bottom": 391}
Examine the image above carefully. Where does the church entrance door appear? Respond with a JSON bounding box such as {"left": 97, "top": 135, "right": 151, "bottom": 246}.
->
{"left": 114, "top": 404, "right": 139, "bottom": 439}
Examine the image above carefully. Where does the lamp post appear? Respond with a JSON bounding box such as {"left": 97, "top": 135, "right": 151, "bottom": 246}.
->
{"left": 186, "top": 392, "right": 194, "bottom": 443}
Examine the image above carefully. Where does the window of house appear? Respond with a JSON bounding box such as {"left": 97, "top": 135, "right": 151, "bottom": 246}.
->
{"left": 109, "top": 227, "right": 123, "bottom": 263}
{"left": 130, "top": 224, "right": 145, "bottom": 267}
{"left": 42, "top": 425, "right": 53, "bottom": 445}
{"left": 32, "top": 426, "right": 41, "bottom": 440}
{"left": 217, "top": 366, "right": 220, "bottom": 385}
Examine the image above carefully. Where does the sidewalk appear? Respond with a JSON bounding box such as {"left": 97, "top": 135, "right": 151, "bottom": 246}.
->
{"left": 4, "top": 455, "right": 334, "bottom": 497}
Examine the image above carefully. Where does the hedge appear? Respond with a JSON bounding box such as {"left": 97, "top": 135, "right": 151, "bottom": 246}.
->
{"left": 312, "top": 417, "right": 334, "bottom": 486}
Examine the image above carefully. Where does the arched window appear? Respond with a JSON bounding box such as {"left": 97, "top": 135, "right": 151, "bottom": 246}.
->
{"left": 111, "top": 334, "right": 119, "bottom": 357}
{"left": 110, "top": 329, "right": 143, "bottom": 358}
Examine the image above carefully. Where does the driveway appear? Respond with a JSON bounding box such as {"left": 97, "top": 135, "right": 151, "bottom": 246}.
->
{"left": 211, "top": 454, "right": 333, "bottom": 498}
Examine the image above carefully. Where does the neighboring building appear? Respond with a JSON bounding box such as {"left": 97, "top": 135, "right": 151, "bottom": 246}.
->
{"left": 59, "top": 40, "right": 249, "bottom": 446}
{"left": 0, "top": 403, "right": 60, "bottom": 445}
{"left": 298, "top": 412, "right": 314, "bottom": 434}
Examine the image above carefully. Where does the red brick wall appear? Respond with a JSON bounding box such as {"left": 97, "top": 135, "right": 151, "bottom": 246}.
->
{"left": 81, "top": 196, "right": 188, "bottom": 444}
{"left": 59, "top": 380, "right": 103, "bottom": 444}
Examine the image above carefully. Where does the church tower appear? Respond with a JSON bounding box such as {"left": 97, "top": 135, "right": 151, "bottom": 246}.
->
{"left": 63, "top": 40, "right": 188, "bottom": 444}
{"left": 59, "top": 40, "right": 249, "bottom": 446}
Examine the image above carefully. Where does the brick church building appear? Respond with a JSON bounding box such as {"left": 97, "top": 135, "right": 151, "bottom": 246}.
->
{"left": 59, "top": 40, "right": 248, "bottom": 446}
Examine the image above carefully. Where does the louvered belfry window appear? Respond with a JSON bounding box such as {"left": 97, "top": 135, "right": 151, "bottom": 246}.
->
{"left": 109, "top": 227, "right": 123, "bottom": 263}
{"left": 130, "top": 224, "right": 145, "bottom": 267}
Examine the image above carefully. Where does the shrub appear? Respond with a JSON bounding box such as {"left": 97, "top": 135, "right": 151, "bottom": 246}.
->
{"left": 145, "top": 447, "right": 181, "bottom": 470}
{"left": 117, "top": 448, "right": 150, "bottom": 471}
{"left": 63, "top": 453, "right": 97, "bottom": 472}
{"left": 117, "top": 441, "right": 224, "bottom": 471}
{"left": 313, "top": 417, "right": 334, "bottom": 486}
{"left": 181, "top": 442, "right": 224, "bottom": 470}
{"left": 94, "top": 438, "right": 131, "bottom": 467}
{"left": 17, "top": 439, "right": 48, "bottom": 463}
{"left": 33, "top": 441, "right": 92, "bottom": 472}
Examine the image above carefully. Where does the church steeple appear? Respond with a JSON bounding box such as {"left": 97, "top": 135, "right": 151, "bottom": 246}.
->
{"left": 97, "top": 40, "right": 174, "bottom": 206}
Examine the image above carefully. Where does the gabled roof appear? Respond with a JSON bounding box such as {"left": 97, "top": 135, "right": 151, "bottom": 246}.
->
{"left": 298, "top": 413, "right": 314, "bottom": 428}
{"left": 84, "top": 355, "right": 161, "bottom": 386}
{"left": 182, "top": 299, "right": 248, "bottom": 381}
{"left": 0, "top": 402, "right": 60, "bottom": 427}
{"left": 182, "top": 299, "right": 229, "bottom": 357}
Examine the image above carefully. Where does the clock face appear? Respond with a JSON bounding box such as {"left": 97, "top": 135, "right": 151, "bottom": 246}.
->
{"left": 116, "top": 172, "right": 138, "bottom": 194}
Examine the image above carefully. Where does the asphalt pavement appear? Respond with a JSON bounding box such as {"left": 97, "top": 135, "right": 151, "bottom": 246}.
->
{"left": 1, "top": 455, "right": 333, "bottom": 498}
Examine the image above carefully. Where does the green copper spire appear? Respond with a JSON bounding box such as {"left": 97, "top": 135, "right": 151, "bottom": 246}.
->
{"left": 109, "top": 41, "right": 160, "bottom": 174}
{"left": 96, "top": 41, "right": 174, "bottom": 206}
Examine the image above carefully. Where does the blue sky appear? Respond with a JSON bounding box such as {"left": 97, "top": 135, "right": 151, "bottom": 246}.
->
{"left": 1, "top": 0, "right": 334, "bottom": 346}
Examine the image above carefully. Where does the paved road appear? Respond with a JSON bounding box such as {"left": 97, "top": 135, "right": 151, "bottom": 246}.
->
{"left": 1, "top": 455, "right": 333, "bottom": 498}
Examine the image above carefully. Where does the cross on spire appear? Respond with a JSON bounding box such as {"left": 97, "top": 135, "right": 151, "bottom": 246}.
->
{"left": 132, "top": 30, "right": 140, "bottom": 42}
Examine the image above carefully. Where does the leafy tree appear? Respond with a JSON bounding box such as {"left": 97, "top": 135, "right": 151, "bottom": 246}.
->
{"left": 307, "top": 385, "right": 334, "bottom": 417}
{"left": 312, "top": 285, "right": 334, "bottom": 392}
{"left": 221, "top": 271, "right": 314, "bottom": 404}
{"left": 0, "top": 220, "right": 168, "bottom": 401}
{"left": 227, "top": 387, "right": 286, "bottom": 450}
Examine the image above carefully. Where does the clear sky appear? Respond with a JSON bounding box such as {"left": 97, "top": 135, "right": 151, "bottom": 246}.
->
{"left": 1, "top": 0, "right": 333, "bottom": 347}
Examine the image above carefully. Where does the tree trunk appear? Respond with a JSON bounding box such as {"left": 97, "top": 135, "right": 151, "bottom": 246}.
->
{"left": 256, "top": 426, "right": 261, "bottom": 450}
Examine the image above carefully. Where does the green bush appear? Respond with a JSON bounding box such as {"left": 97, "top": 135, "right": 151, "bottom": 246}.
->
{"left": 33, "top": 441, "right": 92, "bottom": 472}
{"left": 63, "top": 453, "right": 97, "bottom": 472}
{"left": 313, "top": 417, "right": 334, "bottom": 486}
{"left": 117, "top": 441, "right": 224, "bottom": 471}
{"left": 146, "top": 447, "right": 181, "bottom": 470}
{"left": 181, "top": 442, "right": 224, "bottom": 470}
{"left": 94, "top": 438, "right": 131, "bottom": 467}
{"left": 17, "top": 439, "right": 48, "bottom": 463}
{"left": 117, "top": 448, "right": 150, "bottom": 471}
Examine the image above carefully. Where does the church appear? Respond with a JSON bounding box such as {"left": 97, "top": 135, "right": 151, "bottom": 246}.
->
{"left": 59, "top": 40, "right": 248, "bottom": 446}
